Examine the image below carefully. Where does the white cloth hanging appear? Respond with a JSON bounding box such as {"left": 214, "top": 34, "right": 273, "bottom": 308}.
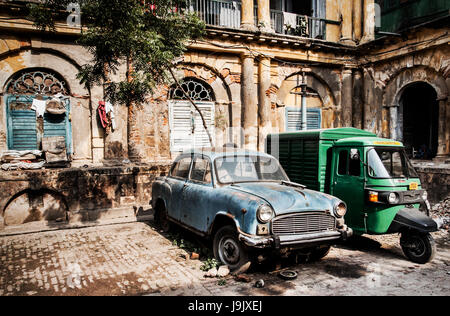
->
{"left": 31, "top": 99, "right": 47, "bottom": 117}
{"left": 283, "top": 12, "right": 298, "bottom": 29}
{"left": 105, "top": 101, "right": 116, "bottom": 131}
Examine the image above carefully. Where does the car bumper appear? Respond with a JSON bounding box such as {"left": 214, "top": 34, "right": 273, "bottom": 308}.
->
{"left": 238, "top": 227, "right": 353, "bottom": 249}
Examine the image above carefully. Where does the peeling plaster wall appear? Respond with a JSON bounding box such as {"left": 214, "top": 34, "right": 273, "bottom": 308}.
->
{"left": 0, "top": 164, "right": 171, "bottom": 230}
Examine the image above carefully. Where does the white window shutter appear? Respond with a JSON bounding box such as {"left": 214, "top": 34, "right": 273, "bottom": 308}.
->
{"left": 169, "top": 101, "right": 215, "bottom": 153}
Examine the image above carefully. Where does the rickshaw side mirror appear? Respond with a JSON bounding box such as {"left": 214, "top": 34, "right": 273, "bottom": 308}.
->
{"left": 350, "top": 149, "right": 360, "bottom": 161}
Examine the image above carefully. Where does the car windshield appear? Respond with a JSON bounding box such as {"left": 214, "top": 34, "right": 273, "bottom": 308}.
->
{"left": 215, "top": 155, "right": 289, "bottom": 184}
{"left": 367, "top": 148, "right": 419, "bottom": 179}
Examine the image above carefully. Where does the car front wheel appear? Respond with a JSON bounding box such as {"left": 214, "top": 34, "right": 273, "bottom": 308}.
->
{"left": 213, "top": 226, "right": 250, "bottom": 271}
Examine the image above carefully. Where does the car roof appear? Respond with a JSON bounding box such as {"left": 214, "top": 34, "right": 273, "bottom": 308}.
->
{"left": 176, "top": 147, "right": 275, "bottom": 160}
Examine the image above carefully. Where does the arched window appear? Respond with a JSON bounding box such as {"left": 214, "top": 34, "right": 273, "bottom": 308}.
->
{"left": 168, "top": 78, "right": 215, "bottom": 153}
{"left": 4, "top": 69, "right": 72, "bottom": 157}
{"left": 169, "top": 77, "right": 215, "bottom": 102}
{"left": 5, "top": 69, "right": 70, "bottom": 96}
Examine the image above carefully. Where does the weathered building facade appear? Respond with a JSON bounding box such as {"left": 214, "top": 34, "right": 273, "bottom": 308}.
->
{"left": 0, "top": 0, "right": 449, "bottom": 232}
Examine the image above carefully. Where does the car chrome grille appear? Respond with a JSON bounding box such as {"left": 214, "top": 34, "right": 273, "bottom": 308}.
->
{"left": 272, "top": 212, "right": 336, "bottom": 236}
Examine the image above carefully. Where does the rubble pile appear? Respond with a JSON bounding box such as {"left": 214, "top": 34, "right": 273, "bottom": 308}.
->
{"left": 431, "top": 197, "right": 450, "bottom": 230}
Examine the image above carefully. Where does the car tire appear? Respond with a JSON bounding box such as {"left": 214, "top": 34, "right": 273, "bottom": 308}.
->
{"left": 154, "top": 204, "right": 171, "bottom": 233}
{"left": 400, "top": 231, "right": 436, "bottom": 264}
{"left": 309, "top": 246, "right": 331, "bottom": 261}
{"left": 213, "top": 225, "right": 250, "bottom": 272}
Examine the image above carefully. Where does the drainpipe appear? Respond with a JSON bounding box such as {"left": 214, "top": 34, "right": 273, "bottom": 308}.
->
{"left": 301, "top": 71, "right": 308, "bottom": 131}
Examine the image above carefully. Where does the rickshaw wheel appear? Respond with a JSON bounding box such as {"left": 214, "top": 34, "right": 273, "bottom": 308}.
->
{"left": 400, "top": 232, "right": 436, "bottom": 264}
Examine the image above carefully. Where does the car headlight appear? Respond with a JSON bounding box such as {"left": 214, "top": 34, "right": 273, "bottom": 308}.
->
{"left": 334, "top": 202, "right": 347, "bottom": 218}
{"left": 422, "top": 191, "right": 428, "bottom": 201}
{"left": 388, "top": 192, "right": 400, "bottom": 204}
{"left": 257, "top": 205, "right": 274, "bottom": 223}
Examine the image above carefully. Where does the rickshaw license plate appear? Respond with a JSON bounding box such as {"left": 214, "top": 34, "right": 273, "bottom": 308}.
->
{"left": 409, "top": 182, "right": 419, "bottom": 190}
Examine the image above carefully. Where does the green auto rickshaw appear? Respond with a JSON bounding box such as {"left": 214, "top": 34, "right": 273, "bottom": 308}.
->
{"left": 267, "top": 128, "right": 443, "bottom": 264}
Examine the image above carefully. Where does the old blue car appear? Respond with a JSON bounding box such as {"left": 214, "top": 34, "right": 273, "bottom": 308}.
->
{"left": 151, "top": 148, "right": 353, "bottom": 270}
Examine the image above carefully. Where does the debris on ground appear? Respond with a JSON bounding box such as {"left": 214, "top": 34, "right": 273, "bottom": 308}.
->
{"left": 190, "top": 252, "right": 200, "bottom": 260}
{"left": 278, "top": 270, "right": 298, "bottom": 280}
{"left": 217, "top": 266, "right": 230, "bottom": 278}
{"left": 431, "top": 198, "right": 450, "bottom": 230}
{"left": 205, "top": 267, "right": 218, "bottom": 278}
{"left": 254, "top": 279, "right": 265, "bottom": 288}
{"left": 232, "top": 261, "right": 251, "bottom": 275}
{"left": 234, "top": 274, "right": 252, "bottom": 283}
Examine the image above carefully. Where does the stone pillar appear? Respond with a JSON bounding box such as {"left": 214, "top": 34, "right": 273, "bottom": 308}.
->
{"left": 352, "top": 69, "right": 363, "bottom": 129}
{"left": 436, "top": 97, "right": 448, "bottom": 158}
{"left": 361, "top": 0, "right": 376, "bottom": 43}
{"left": 241, "top": 53, "right": 258, "bottom": 150}
{"left": 353, "top": 0, "right": 363, "bottom": 42}
{"left": 258, "top": 56, "right": 272, "bottom": 151}
{"left": 241, "top": 0, "right": 256, "bottom": 31}
{"left": 340, "top": 0, "right": 355, "bottom": 45}
{"left": 326, "top": 0, "right": 340, "bottom": 42}
{"left": 363, "top": 68, "right": 374, "bottom": 132}
{"left": 341, "top": 68, "right": 353, "bottom": 126}
{"left": 389, "top": 105, "right": 400, "bottom": 141}
{"left": 257, "top": 0, "right": 272, "bottom": 32}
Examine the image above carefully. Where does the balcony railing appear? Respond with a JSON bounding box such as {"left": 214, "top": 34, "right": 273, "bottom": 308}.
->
{"left": 271, "top": 10, "right": 327, "bottom": 40}
{"left": 189, "top": 0, "right": 241, "bottom": 29}
{"left": 188, "top": 0, "right": 332, "bottom": 40}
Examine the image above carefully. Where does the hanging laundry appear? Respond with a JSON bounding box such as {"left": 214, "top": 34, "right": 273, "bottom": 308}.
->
{"left": 98, "top": 101, "right": 109, "bottom": 129}
{"left": 98, "top": 101, "right": 116, "bottom": 134}
{"left": 105, "top": 101, "right": 116, "bottom": 131}
{"left": 31, "top": 99, "right": 47, "bottom": 117}
{"left": 283, "top": 12, "right": 298, "bottom": 29}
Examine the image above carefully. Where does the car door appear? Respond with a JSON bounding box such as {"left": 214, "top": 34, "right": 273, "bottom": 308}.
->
{"left": 332, "top": 147, "right": 366, "bottom": 232}
{"left": 181, "top": 155, "right": 215, "bottom": 233}
{"left": 166, "top": 155, "right": 193, "bottom": 222}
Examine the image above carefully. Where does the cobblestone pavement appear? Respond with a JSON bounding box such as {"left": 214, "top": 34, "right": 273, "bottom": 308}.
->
{"left": 1, "top": 221, "right": 449, "bottom": 296}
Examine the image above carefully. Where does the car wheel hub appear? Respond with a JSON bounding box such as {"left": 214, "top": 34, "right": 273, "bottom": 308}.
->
{"left": 220, "top": 238, "right": 239, "bottom": 264}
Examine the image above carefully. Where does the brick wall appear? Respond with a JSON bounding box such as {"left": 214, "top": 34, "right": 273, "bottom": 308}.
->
{"left": 0, "top": 164, "right": 171, "bottom": 229}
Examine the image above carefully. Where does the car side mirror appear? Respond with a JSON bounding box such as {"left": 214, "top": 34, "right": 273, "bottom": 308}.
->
{"left": 350, "top": 149, "right": 360, "bottom": 161}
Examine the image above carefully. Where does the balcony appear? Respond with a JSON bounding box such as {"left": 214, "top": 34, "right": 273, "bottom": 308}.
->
{"left": 189, "top": 0, "right": 334, "bottom": 40}
{"left": 189, "top": 0, "right": 242, "bottom": 29}
{"left": 270, "top": 9, "right": 327, "bottom": 39}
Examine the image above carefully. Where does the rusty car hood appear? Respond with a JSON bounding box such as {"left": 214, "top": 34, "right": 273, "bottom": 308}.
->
{"left": 227, "top": 182, "right": 338, "bottom": 215}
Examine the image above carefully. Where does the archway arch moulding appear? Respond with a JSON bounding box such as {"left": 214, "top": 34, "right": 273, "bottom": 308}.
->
{"left": 383, "top": 65, "right": 449, "bottom": 156}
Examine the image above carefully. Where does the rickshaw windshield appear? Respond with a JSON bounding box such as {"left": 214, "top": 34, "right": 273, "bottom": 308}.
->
{"left": 367, "top": 148, "right": 419, "bottom": 179}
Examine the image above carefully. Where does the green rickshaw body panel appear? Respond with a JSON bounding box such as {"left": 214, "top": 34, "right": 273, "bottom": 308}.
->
{"left": 267, "top": 128, "right": 425, "bottom": 236}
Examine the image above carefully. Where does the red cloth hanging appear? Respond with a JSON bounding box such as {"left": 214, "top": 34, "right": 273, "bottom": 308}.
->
{"left": 98, "top": 101, "right": 110, "bottom": 129}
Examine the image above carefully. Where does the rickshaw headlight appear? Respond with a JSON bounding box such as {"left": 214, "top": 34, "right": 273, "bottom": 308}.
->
{"left": 334, "top": 202, "right": 347, "bottom": 218}
{"left": 257, "top": 205, "right": 274, "bottom": 223}
{"left": 388, "top": 193, "right": 400, "bottom": 204}
{"left": 421, "top": 191, "right": 428, "bottom": 201}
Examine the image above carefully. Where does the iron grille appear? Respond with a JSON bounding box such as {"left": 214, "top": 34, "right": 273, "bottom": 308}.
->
{"left": 272, "top": 212, "right": 336, "bottom": 236}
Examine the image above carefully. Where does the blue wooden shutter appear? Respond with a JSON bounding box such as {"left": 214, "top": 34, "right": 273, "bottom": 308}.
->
{"left": 43, "top": 98, "right": 72, "bottom": 155}
{"left": 6, "top": 96, "right": 38, "bottom": 150}
{"left": 286, "top": 107, "right": 322, "bottom": 131}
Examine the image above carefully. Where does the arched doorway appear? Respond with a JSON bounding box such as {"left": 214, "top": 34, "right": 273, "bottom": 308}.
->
{"left": 400, "top": 82, "right": 439, "bottom": 160}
